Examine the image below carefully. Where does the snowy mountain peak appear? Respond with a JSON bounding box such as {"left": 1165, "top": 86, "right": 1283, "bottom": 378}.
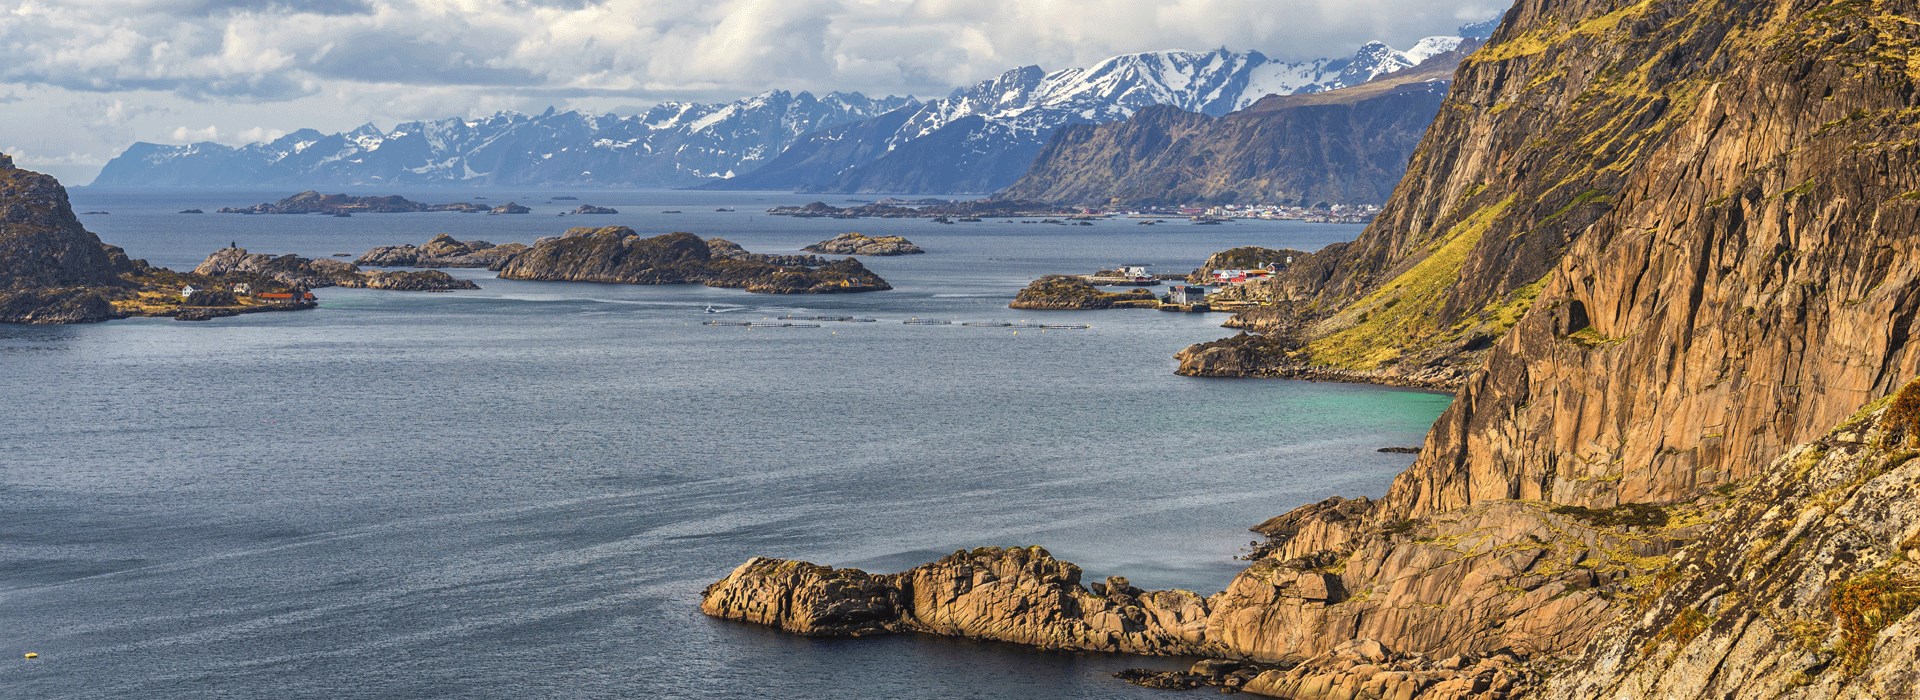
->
{"left": 94, "top": 91, "right": 915, "bottom": 187}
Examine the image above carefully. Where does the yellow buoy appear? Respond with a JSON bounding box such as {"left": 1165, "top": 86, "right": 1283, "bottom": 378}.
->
{"left": 24, "top": 652, "right": 38, "bottom": 659}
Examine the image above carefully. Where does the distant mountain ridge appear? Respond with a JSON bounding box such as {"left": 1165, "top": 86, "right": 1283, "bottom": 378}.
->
{"left": 92, "top": 91, "right": 915, "bottom": 188}
{"left": 92, "top": 22, "right": 1496, "bottom": 193}
{"left": 998, "top": 47, "right": 1472, "bottom": 207}
{"left": 709, "top": 36, "right": 1471, "bottom": 194}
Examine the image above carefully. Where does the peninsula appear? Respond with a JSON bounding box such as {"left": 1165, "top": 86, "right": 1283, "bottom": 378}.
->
{"left": 0, "top": 153, "right": 316, "bottom": 323}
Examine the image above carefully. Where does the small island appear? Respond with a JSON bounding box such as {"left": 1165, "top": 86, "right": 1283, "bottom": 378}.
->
{"left": 218, "top": 191, "right": 492, "bottom": 215}
{"left": 356, "top": 234, "right": 529, "bottom": 269}
{"left": 1010, "top": 275, "right": 1158, "bottom": 310}
{"left": 0, "top": 153, "right": 318, "bottom": 323}
{"left": 571, "top": 204, "right": 618, "bottom": 215}
{"left": 489, "top": 202, "right": 531, "bottom": 215}
{"left": 803, "top": 232, "right": 924, "bottom": 256}
{"left": 195, "top": 248, "right": 479, "bottom": 292}
{"left": 496, "top": 227, "right": 890, "bottom": 294}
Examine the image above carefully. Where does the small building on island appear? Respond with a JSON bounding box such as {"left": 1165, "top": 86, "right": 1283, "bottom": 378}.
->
{"left": 1167, "top": 285, "right": 1209, "bottom": 305}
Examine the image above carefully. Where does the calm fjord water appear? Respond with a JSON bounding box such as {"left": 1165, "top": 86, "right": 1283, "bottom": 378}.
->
{"left": 2, "top": 189, "right": 1450, "bottom": 698}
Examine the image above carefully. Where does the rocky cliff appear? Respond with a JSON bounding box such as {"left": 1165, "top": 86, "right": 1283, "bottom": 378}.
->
{"left": 999, "top": 53, "right": 1465, "bottom": 207}
{"left": 706, "top": 0, "right": 1920, "bottom": 696}
{"left": 0, "top": 154, "right": 326, "bottom": 322}
{"left": 496, "top": 228, "right": 890, "bottom": 294}
{"left": 0, "top": 152, "right": 138, "bottom": 323}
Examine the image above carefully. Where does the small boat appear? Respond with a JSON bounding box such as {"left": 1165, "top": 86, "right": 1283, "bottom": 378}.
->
{"left": 704, "top": 305, "right": 718, "bottom": 314}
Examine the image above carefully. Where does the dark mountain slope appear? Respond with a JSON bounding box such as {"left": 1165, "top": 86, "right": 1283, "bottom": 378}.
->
{"left": 1000, "top": 53, "right": 1465, "bottom": 207}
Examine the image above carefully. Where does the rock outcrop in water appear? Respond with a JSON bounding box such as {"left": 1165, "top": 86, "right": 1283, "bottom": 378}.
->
{"left": 1009, "top": 275, "right": 1157, "bottom": 310}
{"left": 802, "top": 232, "right": 923, "bottom": 256}
{"left": 217, "top": 191, "right": 490, "bottom": 215}
{"left": 0, "top": 153, "right": 315, "bottom": 323}
{"left": 496, "top": 227, "right": 890, "bottom": 294}
{"left": 0, "top": 153, "right": 137, "bottom": 323}
{"left": 704, "top": 547, "right": 1212, "bottom": 655}
{"left": 195, "top": 248, "right": 479, "bottom": 291}
{"left": 708, "top": 0, "right": 1920, "bottom": 696}
{"left": 355, "top": 234, "right": 529, "bottom": 269}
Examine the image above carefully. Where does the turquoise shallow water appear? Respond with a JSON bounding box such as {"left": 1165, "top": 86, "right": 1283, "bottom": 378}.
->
{"left": 0, "top": 189, "right": 1450, "bottom": 698}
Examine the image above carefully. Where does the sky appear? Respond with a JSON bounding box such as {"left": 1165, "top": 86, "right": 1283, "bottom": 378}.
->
{"left": 0, "top": 0, "right": 1502, "bottom": 184}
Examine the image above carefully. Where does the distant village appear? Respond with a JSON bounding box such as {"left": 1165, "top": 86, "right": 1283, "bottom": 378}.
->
{"left": 1187, "top": 203, "right": 1381, "bottom": 224}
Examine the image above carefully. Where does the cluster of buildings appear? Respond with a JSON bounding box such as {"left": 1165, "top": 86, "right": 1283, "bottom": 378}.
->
{"left": 1199, "top": 203, "right": 1381, "bottom": 224}
{"left": 1209, "top": 267, "right": 1277, "bottom": 285}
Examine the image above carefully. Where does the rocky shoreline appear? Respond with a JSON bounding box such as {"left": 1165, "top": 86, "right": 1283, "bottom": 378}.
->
{"left": 496, "top": 227, "right": 890, "bottom": 294}
{"left": 0, "top": 153, "right": 322, "bottom": 324}
{"left": 701, "top": 0, "right": 1920, "bottom": 697}
{"left": 195, "top": 248, "right": 480, "bottom": 292}
{"left": 802, "top": 232, "right": 923, "bottom": 256}
{"left": 356, "top": 234, "right": 529, "bottom": 269}
{"left": 1009, "top": 275, "right": 1158, "bottom": 310}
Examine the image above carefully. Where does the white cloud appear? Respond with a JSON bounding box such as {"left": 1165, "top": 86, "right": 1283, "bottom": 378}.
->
{"left": 169, "top": 125, "right": 221, "bottom": 142}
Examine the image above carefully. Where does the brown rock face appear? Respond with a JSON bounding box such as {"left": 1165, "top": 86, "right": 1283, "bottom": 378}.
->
{"left": 702, "top": 547, "right": 1212, "bottom": 656}
{"left": 0, "top": 154, "right": 133, "bottom": 289}
{"left": 0, "top": 153, "right": 138, "bottom": 323}
{"left": 700, "top": 558, "right": 906, "bottom": 637}
{"left": 1373, "top": 0, "right": 1920, "bottom": 522}
{"left": 707, "top": 1, "right": 1920, "bottom": 696}
{"left": 1543, "top": 390, "right": 1920, "bottom": 699}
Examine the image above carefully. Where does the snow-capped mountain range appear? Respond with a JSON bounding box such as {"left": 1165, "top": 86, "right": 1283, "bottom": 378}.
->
{"left": 92, "top": 91, "right": 913, "bottom": 188}
{"left": 718, "top": 35, "right": 1471, "bottom": 193}
{"left": 92, "top": 22, "right": 1491, "bottom": 191}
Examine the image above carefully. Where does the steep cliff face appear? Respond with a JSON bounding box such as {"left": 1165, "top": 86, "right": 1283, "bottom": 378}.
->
{"left": 999, "top": 55, "right": 1461, "bottom": 207}
{"left": 1181, "top": 0, "right": 1920, "bottom": 520}
{"left": 1375, "top": 0, "right": 1920, "bottom": 521}
{"left": 0, "top": 153, "right": 132, "bottom": 289}
{"left": 707, "top": 1, "right": 1920, "bottom": 695}
{"left": 1538, "top": 386, "right": 1920, "bottom": 699}
{"left": 0, "top": 153, "right": 137, "bottom": 323}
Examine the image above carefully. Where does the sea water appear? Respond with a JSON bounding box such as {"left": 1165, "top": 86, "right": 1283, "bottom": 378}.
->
{"left": 0, "top": 189, "right": 1450, "bottom": 698}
